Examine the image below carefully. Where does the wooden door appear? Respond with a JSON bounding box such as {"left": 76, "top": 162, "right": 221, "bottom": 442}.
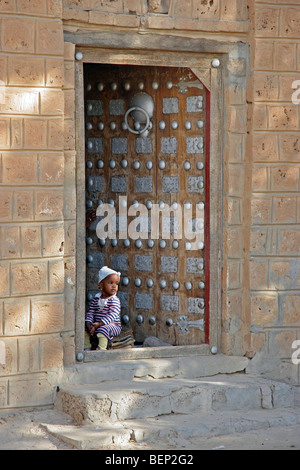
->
{"left": 84, "top": 64, "right": 209, "bottom": 346}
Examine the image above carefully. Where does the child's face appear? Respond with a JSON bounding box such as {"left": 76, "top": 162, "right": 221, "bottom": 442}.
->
{"left": 99, "top": 273, "right": 119, "bottom": 298}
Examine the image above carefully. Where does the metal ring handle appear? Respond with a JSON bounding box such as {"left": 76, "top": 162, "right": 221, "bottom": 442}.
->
{"left": 124, "top": 106, "right": 151, "bottom": 135}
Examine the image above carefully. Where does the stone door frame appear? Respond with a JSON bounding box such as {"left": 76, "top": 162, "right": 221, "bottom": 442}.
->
{"left": 66, "top": 31, "right": 245, "bottom": 360}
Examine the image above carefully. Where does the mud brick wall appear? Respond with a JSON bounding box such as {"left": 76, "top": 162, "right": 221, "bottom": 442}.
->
{"left": 0, "top": 0, "right": 76, "bottom": 408}
{"left": 247, "top": 0, "right": 300, "bottom": 382}
{"left": 0, "top": 0, "right": 299, "bottom": 409}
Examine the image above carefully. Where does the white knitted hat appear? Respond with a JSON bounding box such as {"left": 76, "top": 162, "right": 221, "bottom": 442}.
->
{"left": 98, "top": 266, "right": 121, "bottom": 283}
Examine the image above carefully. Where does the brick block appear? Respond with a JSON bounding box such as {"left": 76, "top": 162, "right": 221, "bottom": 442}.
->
{"left": 280, "top": 294, "right": 300, "bottom": 325}
{"left": 280, "top": 7, "right": 300, "bottom": 38}
{"left": 11, "top": 118, "right": 23, "bottom": 149}
{"left": 250, "top": 259, "right": 268, "bottom": 290}
{"left": 0, "top": 191, "right": 12, "bottom": 221}
{"left": 278, "top": 228, "right": 300, "bottom": 256}
{"left": 24, "top": 119, "right": 48, "bottom": 149}
{"left": 251, "top": 196, "right": 272, "bottom": 224}
{"left": 0, "top": 262, "right": 10, "bottom": 297}
{"left": 0, "top": 381, "right": 7, "bottom": 407}
{"left": 48, "top": 118, "right": 65, "bottom": 150}
{"left": 227, "top": 197, "right": 242, "bottom": 225}
{"left": 253, "top": 73, "right": 278, "bottom": 101}
{"left": 64, "top": 89, "right": 75, "bottom": 118}
{"left": 1, "top": 89, "right": 39, "bottom": 115}
{"left": 226, "top": 260, "right": 242, "bottom": 289}
{"left": 274, "top": 43, "right": 297, "bottom": 71}
{"left": 49, "top": 259, "right": 64, "bottom": 293}
{"left": 42, "top": 223, "right": 64, "bottom": 257}
{"left": 8, "top": 57, "right": 45, "bottom": 86}
{"left": 21, "top": 226, "right": 42, "bottom": 258}
{"left": 221, "top": 0, "right": 248, "bottom": 21}
{"left": 269, "top": 259, "right": 300, "bottom": 290}
{"left": 16, "top": 0, "right": 47, "bottom": 15}
{"left": 2, "top": 225, "right": 20, "bottom": 259}
{"left": 0, "top": 338, "right": 17, "bottom": 377}
{"left": 254, "top": 40, "right": 274, "bottom": 71}
{"left": 36, "top": 20, "right": 64, "bottom": 55}
{"left": 17, "top": 336, "right": 40, "bottom": 373}
{"left": 273, "top": 196, "right": 297, "bottom": 224}
{"left": 255, "top": 6, "right": 279, "bottom": 37}
{"left": 46, "top": 58, "right": 65, "bottom": 88}
{"left": 8, "top": 376, "right": 54, "bottom": 407}
{"left": 2, "top": 153, "right": 37, "bottom": 185}
{"left": 0, "top": 119, "right": 10, "bottom": 149}
{"left": 40, "top": 89, "right": 64, "bottom": 115}
{"left": 90, "top": 0, "right": 123, "bottom": 12}
{"left": 192, "top": 0, "right": 220, "bottom": 18}
{"left": 225, "top": 227, "right": 244, "bottom": 258}
{"left": 227, "top": 163, "right": 245, "bottom": 196}
{"left": 11, "top": 262, "right": 48, "bottom": 295}
{"left": 4, "top": 298, "right": 30, "bottom": 335}
{"left": 272, "top": 330, "right": 296, "bottom": 358}
{"left": 31, "top": 296, "right": 64, "bottom": 333}
{"left": 38, "top": 153, "right": 64, "bottom": 184}
{"left": 252, "top": 165, "right": 268, "bottom": 191}
{"left": 40, "top": 335, "right": 64, "bottom": 370}
{"left": 251, "top": 293, "right": 278, "bottom": 327}
{"left": 250, "top": 227, "right": 269, "bottom": 256}
{"left": 279, "top": 74, "right": 300, "bottom": 102}
{"left": 268, "top": 105, "right": 298, "bottom": 131}
{"left": 252, "top": 104, "right": 267, "bottom": 130}
{"left": 253, "top": 133, "right": 278, "bottom": 162}
{"left": 47, "top": 0, "right": 62, "bottom": 17}
{"left": 270, "top": 165, "right": 299, "bottom": 191}
{"left": 13, "top": 190, "right": 34, "bottom": 221}
{"left": 172, "top": 0, "right": 193, "bottom": 17}
{"left": 279, "top": 134, "right": 300, "bottom": 161}
{"left": 0, "top": 0, "right": 16, "bottom": 11}
{"left": 2, "top": 18, "right": 35, "bottom": 53}
{"left": 35, "top": 189, "right": 64, "bottom": 220}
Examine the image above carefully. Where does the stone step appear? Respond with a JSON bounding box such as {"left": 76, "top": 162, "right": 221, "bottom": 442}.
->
{"left": 44, "top": 406, "right": 300, "bottom": 450}
{"left": 62, "top": 354, "right": 250, "bottom": 385}
{"left": 55, "top": 375, "right": 295, "bottom": 425}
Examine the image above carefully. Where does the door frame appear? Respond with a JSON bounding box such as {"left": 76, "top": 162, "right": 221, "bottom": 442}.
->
{"left": 71, "top": 33, "right": 225, "bottom": 360}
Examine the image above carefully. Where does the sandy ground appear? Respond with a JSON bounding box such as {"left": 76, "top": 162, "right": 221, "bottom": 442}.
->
{"left": 0, "top": 406, "right": 300, "bottom": 451}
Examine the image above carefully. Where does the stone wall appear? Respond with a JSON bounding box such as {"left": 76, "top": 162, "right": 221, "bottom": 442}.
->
{"left": 0, "top": 0, "right": 76, "bottom": 408}
{"left": 247, "top": 0, "right": 300, "bottom": 382}
{"left": 0, "top": 0, "right": 299, "bottom": 409}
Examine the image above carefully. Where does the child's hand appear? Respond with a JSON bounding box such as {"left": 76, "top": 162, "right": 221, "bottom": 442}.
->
{"left": 91, "top": 321, "right": 105, "bottom": 336}
{"left": 90, "top": 321, "right": 103, "bottom": 336}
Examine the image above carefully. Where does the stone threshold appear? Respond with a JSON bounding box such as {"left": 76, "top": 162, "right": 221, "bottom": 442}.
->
{"left": 83, "top": 343, "right": 211, "bottom": 362}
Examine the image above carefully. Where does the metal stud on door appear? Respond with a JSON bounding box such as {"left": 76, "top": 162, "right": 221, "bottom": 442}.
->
{"left": 84, "top": 64, "right": 209, "bottom": 346}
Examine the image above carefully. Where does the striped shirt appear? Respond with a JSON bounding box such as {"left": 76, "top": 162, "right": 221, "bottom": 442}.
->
{"left": 85, "top": 293, "right": 122, "bottom": 341}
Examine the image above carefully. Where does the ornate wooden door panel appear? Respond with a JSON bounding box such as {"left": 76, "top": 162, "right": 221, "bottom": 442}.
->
{"left": 84, "top": 64, "right": 209, "bottom": 346}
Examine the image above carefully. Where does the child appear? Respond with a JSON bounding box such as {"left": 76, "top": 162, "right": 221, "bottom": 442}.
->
{"left": 85, "top": 266, "right": 122, "bottom": 351}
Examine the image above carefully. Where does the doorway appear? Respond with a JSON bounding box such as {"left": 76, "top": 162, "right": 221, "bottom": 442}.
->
{"left": 84, "top": 63, "right": 210, "bottom": 347}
